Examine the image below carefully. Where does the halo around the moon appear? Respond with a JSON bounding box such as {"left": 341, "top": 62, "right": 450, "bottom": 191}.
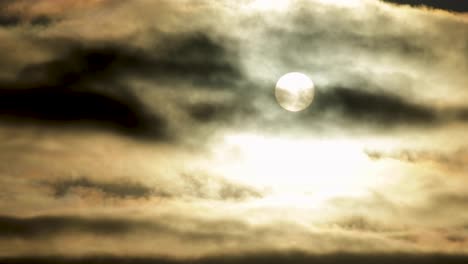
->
{"left": 275, "top": 72, "right": 315, "bottom": 112}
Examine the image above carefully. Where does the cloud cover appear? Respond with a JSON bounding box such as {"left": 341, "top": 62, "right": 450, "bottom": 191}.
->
{"left": 0, "top": 0, "right": 467, "bottom": 261}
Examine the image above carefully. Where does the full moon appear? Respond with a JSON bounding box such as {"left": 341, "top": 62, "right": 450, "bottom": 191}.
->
{"left": 275, "top": 72, "right": 315, "bottom": 112}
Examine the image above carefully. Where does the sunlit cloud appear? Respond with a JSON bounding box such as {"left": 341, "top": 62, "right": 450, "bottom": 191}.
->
{"left": 0, "top": 0, "right": 467, "bottom": 262}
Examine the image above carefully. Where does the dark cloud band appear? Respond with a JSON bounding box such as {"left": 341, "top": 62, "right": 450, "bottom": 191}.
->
{"left": 382, "top": 0, "right": 468, "bottom": 12}
{"left": 49, "top": 178, "right": 159, "bottom": 199}
{"left": 0, "top": 32, "right": 240, "bottom": 140}
{"left": 1, "top": 252, "right": 468, "bottom": 264}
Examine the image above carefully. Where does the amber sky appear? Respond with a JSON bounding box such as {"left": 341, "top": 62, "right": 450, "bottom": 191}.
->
{"left": 0, "top": 0, "right": 467, "bottom": 263}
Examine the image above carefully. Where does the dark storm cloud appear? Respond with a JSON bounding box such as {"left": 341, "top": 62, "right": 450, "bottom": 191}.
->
{"left": 0, "top": 1, "right": 55, "bottom": 27}
{"left": 29, "top": 15, "right": 52, "bottom": 26}
{"left": 150, "top": 33, "right": 242, "bottom": 88}
{"left": 49, "top": 177, "right": 162, "bottom": 199}
{"left": 0, "top": 14, "right": 53, "bottom": 27}
{"left": 0, "top": 14, "right": 20, "bottom": 26}
{"left": 26, "top": 33, "right": 241, "bottom": 89}
{"left": 44, "top": 174, "right": 261, "bottom": 201}
{"left": 381, "top": 0, "right": 468, "bottom": 12}
{"left": 12, "top": 33, "right": 239, "bottom": 89}
{"left": 2, "top": 252, "right": 468, "bottom": 264}
{"left": 0, "top": 214, "right": 251, "bottom": 241}
{"left": 0, "top": 87, "right": 167, "bottom": 139}
{"left": 272, "top": 86, "right": 468, "bottom": 130}
{"left": 0, "top": 42, "right": 166, "bottom": 139}
{"left": 0, "top": 215, "right": 133, "bottom": 238}
{"left": 0, "top": 32, "right": 241, "bottom": 139}
{"left": 310, "top": 87, "right": 437, "bottom": 127}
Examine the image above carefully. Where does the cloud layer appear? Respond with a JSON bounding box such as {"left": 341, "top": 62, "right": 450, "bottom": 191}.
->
{"left": 0, "top": 0, "right": 467, "bottom": 261}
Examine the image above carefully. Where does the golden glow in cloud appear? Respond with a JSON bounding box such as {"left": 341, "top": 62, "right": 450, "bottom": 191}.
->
{"left": 246, "top": 0, "right": 291, "bottom": 11}
{"left": 0, "top": 0, "right": 467, "bottom": 260}
{"left": 211, "top": 133, "right": 383, "bottom": 204}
